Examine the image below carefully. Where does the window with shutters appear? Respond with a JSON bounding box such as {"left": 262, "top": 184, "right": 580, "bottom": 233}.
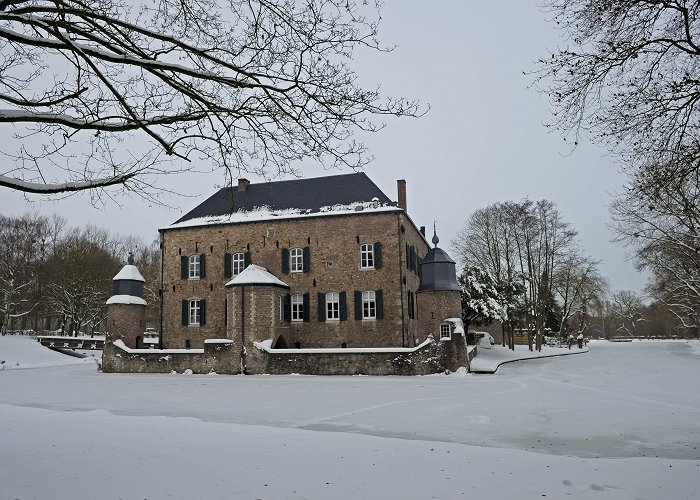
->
{"left": 326, "top": 292, "right": 340, "bottom": 321}
{"left": 360, "top": 243, "right": 374, "bottom": 269}
{"left": 232, "top": 252, "right": 245, "bottom": 275}
{"left": 189, "top": 299, "right": 201, "bottom": 325}
{"left": 440, "top": 323, "right": 451, "bottom": 340}
{"left": 290, "top": 247, "right": 303, "bottom": 273}
{"left": 188, "top": 255, "right": 200, "bottom": 278}
{"left": 362, "top": 290, "right": 376, "bottom": 319}
{"left": 291, "top": 294, "right": 304, "bottom": 322}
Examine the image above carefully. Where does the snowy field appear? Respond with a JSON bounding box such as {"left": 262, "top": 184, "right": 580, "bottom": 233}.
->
{"left": 1, "top": 338, "right": 699, "bottom": 500}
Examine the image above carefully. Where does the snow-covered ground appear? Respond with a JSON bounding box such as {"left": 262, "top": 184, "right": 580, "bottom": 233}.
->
{"left": 1, "top": 338, "right": 699, "bottom": 499}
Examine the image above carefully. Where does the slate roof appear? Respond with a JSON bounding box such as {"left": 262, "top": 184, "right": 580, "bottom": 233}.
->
{"left": 173, "top": 172, "right": 394, "bottom": 225}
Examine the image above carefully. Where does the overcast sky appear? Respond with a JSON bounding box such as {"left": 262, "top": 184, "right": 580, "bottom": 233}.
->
{"left": 0, "top": 1, "right": 647, "bottom": 293}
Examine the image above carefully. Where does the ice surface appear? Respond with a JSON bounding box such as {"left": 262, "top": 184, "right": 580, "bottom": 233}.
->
{"left": 1, "top": 338, "right": 699, "bottom": 500}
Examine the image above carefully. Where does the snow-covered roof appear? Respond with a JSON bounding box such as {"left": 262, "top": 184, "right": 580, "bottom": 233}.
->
{"left": 106, "top": 295, "right": 147, "bottom": 306}
{"left": 166, "top": 172, "right": 397, "bottom": 229}
{"left": 112, "top": 264, "right": 145, "bottom": 282}
{"left": 225, "top": 264, "right": 289, "bottom": 288}
{"left": 166, "top": 201, "right": 399, "bottom": 230}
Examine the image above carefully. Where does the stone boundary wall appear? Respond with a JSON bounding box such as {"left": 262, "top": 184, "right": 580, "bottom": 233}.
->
{"left": 102, "top": 336, "right": 476, "bottom": 375}
{"left": 258, "top": 340, "right": 477, "bottom": 375}
{"left": 102, "top": 339, "right": 239, "bottom": 374}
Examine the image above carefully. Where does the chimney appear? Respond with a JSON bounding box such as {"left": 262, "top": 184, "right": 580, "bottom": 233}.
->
{"left": 237, "top": 178, "right": 250, "bottom": 192}
{"left": 397, "top": 179, "right": 407, "bottom": 211}
{"left": 420, "top": 226, "right": 426, "bottom": 236}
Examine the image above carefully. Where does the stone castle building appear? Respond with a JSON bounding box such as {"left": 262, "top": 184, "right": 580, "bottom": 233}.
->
{"left": 103, "top": 173, "right": 471, "bottom": 375}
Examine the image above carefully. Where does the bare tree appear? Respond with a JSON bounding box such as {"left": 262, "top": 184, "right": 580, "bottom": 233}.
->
{"left": 553, "top": 252, "right": 607, "bottom": 336}
{"left": 453, "top": 198, "right": 587, "bottom": 350}
{"left": 612, "top": 167, "right": 700, "bottom": 334}
{"left": 0, "top": 0, "right": 422, "bottom": 197}
{"left": 535, "top": 1, "right": 700, "bottom": 188}
{"left": 44, "top": 225, "right": 121, "bottom": 335}
{"left": 609, "top": 289, "right": 647, "bottom": 338}
{"left": 0, "top": 214, "right": 59, "bottom": 334}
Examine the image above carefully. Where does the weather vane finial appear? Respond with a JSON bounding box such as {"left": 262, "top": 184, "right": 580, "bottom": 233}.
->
{"left": 432, "top": 220, "right": 439, "bottom": 248}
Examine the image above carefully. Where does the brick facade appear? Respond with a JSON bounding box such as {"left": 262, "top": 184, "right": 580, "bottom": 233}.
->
{"left": 160, "top": 210, "right": 430, "bottom": 349}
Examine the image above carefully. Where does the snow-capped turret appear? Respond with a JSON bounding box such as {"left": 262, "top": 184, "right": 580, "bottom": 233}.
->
{"left": 107, "top": 253, "right": 146, "bottom": 306}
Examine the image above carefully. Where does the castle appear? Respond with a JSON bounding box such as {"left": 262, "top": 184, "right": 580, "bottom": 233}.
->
{"left": 102, "top": 173, "right": 471, "bottom": 375}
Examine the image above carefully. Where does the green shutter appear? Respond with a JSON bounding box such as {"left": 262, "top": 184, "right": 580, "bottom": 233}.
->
{"left": 281, "top": 248, "right": 289, "bottom": 274}
{"left": 283, "top": 294, "right": 291, "bottom": 322}
{"left": 373, "top": 242, "right": 382, "bottom": 269}
{"left": 339, "top": 291, "right": 347, "bottom": 321}
{"left": 303, "top": 246, "right": 310, "bottom": 273}
{"left": 317, "top": 292, "right": 326, "bottom": 322}
{"left": 181, "top": 300, "right": 188, "bottom": 325}
{"left": 224, "top": 253, "right": 232, "bottom": 278}
{"left": 199, "top": 254, "right": 206, "bottom": 278}
{"left": 375, "top": 289, "right": 384, "bottom": 320}
{"left": 244, "top": 251, "right": 252, "bottom": 268}
{"left": 303, "top": 293, "right": 310, "bottom": 322}
{"left": 354, "top": 290, "right": 362, "bottom": 320}
{"left": 181, "top": 256, "right": 188, "bottom": 279}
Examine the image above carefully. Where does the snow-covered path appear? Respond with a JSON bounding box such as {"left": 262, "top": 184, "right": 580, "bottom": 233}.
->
{"left": 1, "top": 340, "right": 699, "bottom": 499}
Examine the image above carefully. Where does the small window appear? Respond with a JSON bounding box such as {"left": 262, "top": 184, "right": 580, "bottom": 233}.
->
{"left": 440, "top": 323, "right": 451, "bottom": 340}
{"left": 279, "top": 296, "right": 284, "bottom": 322}
{"left": 362, "top": 290, "right": 376, "bottom": 319}
{"left": 326, "top": 292, "right": 340, "bottom": 321}
{"left": 189, "top": 299, "right": 201, "bottom": 325}
{"left": 290, "top": 247, "right": 304, "bottom": 273}
{"left": 291, "top": 294, "right": 304, "bottom": 322}
{"left": 189, "top": 255, "right": 200, "bottom": 278}
{"left": 360, "top": 243, "right": 374, "bottom": 269}
{"left": 232, "top": 252, "right": 245, "bottom": 275}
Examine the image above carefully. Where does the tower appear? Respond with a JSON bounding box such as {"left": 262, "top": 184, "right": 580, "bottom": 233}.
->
{"left": 104, "top": 253, "right": 147, "bottom": 352}
{"left": 416, "top": 225, "right": 468, "bottom": 370}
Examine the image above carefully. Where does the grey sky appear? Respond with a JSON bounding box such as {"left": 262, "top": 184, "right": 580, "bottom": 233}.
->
{"left": 0, "top": 1, "right": 646, "bottom": 292}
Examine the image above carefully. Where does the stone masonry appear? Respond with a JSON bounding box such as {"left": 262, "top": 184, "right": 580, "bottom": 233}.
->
{"left": 161, "top": 210, "right": 430, "bottom": 349}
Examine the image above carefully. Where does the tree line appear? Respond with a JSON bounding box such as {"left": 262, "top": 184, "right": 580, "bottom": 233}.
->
{"left": 533, "top": 0, "right": 700, "bottom": 343}
{"left": 452, "top": 198, "right": 698, "bottom": 350}
{"left": 0, "top": 214, "right": 160, "bottom": 336}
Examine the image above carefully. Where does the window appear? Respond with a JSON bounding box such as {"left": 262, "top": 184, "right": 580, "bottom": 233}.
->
{"left": 232, "top": 252, "right": 245, "bottom": 275}
{"left": 290, "top": 247, "right": 304, "bottom": 273}
{"left": 360, "top": 243, "right": 374, "bottom": 269}
{"left": 362, "top": 290, "right": 376, "bottom": 319}
{"left": 279, "top": 296, "right": 284, "bottom": 322}
{"left": 189, "top": 255, "right": 200, "bottom": 279}
{"left": 189, "top": 299, "right": 201, "bottom": 325}
{"left": 291, "top": 294, "right": 304, "bottom": 322}
{"left": 440, "top": 323, "right": 451, "bottom": 340}
{"left": 326, "top": 292, "right": 340, "bottom": 321}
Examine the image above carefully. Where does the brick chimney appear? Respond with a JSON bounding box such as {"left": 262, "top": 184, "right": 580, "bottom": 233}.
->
{"left": 397, "top": 179, "right": 407, "bottom": 211}
{"left": 237, "top": 178, "right": 250, "bottom": 191}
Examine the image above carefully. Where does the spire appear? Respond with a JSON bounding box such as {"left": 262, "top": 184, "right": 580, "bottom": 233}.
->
{"left": 432, "top": 221, "right": 439, "bottom": 248}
